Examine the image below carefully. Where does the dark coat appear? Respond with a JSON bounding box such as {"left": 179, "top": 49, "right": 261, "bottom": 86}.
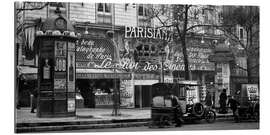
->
{"left": 205, "top": 92, "right": 213, "bottom": 106}
{"left": 219, "top": 92, "right": 227, "bottom": 102}
{"left": 227, "top": 98, "right": 240, "bottom": 110}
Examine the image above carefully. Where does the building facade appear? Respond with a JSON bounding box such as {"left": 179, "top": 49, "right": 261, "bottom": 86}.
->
{"left": 16, "top": 2, "right": 227, "bottom": 108}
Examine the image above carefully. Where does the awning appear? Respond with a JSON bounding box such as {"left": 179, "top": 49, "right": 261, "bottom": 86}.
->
{"left": 17, "top": 66, "right": 38, "bottom": 80}
{"left": 76, "top": 69, "right": 131, "bottom": 79}
{"left": 16, "top": 66, "right": 132, "bottom": 80}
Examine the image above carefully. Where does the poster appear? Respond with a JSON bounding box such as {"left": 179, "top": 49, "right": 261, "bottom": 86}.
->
{"left": 54, "top": 79, "right": 66, "bottom": 89}
{"left": 246, "top": 84, "right": 259, "bottom": 100}
{"left": 68, "top": 42, "right": 75, "bottom": 92}
{"left": 67, "top": 98, "right": 75, "bottom": 112}
{"left": 186, "top": 86, "right": 199, "bottom": 104}
{"left": 55, "top": 41, "right": 66, "bottom": 57}
{"left": 120, "top": 80, "right": 134, "bottom": 108}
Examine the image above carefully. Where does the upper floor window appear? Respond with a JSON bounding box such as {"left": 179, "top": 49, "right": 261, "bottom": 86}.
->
{"left": 97, "top": 3, "right": 111, "bottom": 13}
{"left": 48, "top": 2, "right": 67, "bottom": 17}
{"left": 138, "top": 4, "right": 149, "bottom": 17}
{"left": 97, "top": 3, "right": 112, "bottom": 24}
{"left": 239, "top": 28, "right": 244, "bottom": 40}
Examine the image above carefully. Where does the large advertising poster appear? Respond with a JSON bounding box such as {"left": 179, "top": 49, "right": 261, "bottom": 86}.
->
{"left": 54, "top": 41, "right": 67, "bottom": 93}
{"left": 120, "top": 79, "right": 134, "bottom": 108}
{"left": 68, "top": 42, "right": 75, "bottom": 92}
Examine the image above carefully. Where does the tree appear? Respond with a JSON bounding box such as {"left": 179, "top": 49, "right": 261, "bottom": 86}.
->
{"left": 221, "top": 6, "right": 259, "bottom": 83}
{"left": 149, "top": 5, "right": 221, "bottom": 80}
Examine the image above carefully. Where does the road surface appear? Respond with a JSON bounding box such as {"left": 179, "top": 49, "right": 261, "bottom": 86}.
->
{"left": 48, "top": 121, "right": 259, "bottom": 133}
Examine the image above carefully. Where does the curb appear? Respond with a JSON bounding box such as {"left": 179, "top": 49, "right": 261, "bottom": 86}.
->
{"left": 16, "top": 115, "right": 234, "bottom": 133}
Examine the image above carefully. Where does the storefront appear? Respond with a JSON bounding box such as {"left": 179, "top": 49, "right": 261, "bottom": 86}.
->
{"left": 75, "top": 35, "right": 133, "bottom": 108}
{"left": 17, "top": 66, "right": 38, "bottom": 107}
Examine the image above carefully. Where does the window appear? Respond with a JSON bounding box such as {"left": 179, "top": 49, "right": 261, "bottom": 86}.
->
{"left": 49, "top": 2, "right": 65, "bottom": 8}
{"left": 239, "top": 28, "right": 244, "bottom": 40}
{"left": 97, "top": 3, "right": 104, "bottom": 12}
{"left": 48, "top": 2, "right": 66, "bottom": 17}
{"left": 138, "top": 4, "right": 149, "bottom": 17}
{"left": 97, "top": 3, "right": 111, "bottom": 13}
{"left": 138, "top": 4, "right": 151, "bottom": 26}
{"left": 138, "top": 5, "right": 144, "bottom": 16}
{"left": 97, "top": 3, "right": 112, "bottom": 24}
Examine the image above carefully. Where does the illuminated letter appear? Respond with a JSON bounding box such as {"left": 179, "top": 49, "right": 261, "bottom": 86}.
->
{"left": 125, "top": 26, "right": 131, "bottom": 38}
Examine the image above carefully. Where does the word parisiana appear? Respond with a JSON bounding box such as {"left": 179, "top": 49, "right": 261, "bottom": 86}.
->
{"left": 125, "top": 26, "right": 173, "bottom": 41}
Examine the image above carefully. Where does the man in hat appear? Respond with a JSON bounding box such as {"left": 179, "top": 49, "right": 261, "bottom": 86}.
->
{"left": 219, "top": 89, "right": 228, "bottom": 113}
{"left": 205, "top": 90, "right": 213, "bottom": 109}
{"left": 169, "top": 92, "right": 183, "bottom": 127}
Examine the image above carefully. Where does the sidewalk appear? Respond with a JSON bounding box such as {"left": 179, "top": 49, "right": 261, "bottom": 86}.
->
{"left": 15, "top": 107, "right": 233, "bottom": 133}
{"left": 16, "top": 107, "right": 151, "bottom": 124}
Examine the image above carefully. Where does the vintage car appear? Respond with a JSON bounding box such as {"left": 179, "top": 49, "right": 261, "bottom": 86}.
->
{"left": 150, "top": 83, "right": 216, "bottom": 128}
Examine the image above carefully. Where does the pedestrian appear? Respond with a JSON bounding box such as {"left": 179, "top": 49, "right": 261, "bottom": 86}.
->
{"left": 227, "top": 95, "right": 240, "bottom": 122}
{"left": 30, "top": 88, "right": 38, "bottom": 113}
{"left": 169, "top": 93, "right": 183, "bottom": 127}
{"left": 205, "top": 90, "right": 213, "bottom": 109}
{"left": 219, "top": 89, "right": 228, "bottom": 114}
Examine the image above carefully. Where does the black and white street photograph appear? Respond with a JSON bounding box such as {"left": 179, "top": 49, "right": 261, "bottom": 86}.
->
{"left": 10, "top": 0, "right": 264, "bottom": 134}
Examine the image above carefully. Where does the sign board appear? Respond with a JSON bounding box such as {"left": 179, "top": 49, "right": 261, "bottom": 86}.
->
{"left": 120, "top": 80, "right": 135, "bottom": 108}
{"left": 244, "top": 84, "right": 259, "bottom": 100}
{"left": 76, "top": 38, "right": 115, "bottom": 69}
{"left": 125, "top": 26, "right": 173, "bottom": 41}
{"left": 67, "top": 98, "right": 75, "bottom": 112}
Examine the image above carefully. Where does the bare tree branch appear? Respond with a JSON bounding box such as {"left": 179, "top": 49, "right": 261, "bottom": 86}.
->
{"left": 16, "top": 2, "right": 49, "bottom": 15}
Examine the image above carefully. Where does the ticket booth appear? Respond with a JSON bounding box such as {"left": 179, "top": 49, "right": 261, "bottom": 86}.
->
{"left": 34, "top": 9, "right": 78, "bottom": 117}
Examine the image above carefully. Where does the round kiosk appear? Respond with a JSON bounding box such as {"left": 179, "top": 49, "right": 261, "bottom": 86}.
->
{"left": 34, "top": 9, "right": 79, "bottom": 117}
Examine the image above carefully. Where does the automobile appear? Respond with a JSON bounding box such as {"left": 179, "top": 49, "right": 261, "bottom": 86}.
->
{"left": 150, "top": 83, "right": 216, "bottom": 128}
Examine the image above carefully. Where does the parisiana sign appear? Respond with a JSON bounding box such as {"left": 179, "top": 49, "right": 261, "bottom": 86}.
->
{"left": 125, "top": 26, "right": 173, "bottom": 41}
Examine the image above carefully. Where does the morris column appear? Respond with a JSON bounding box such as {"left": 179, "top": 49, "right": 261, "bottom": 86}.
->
{"left": 34, "top": 9, "right": 79, "bottom": 117}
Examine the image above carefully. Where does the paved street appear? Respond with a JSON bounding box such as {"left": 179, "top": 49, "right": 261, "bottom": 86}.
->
{"left": 48, "top": 121, "right": 259, "bottom": 133}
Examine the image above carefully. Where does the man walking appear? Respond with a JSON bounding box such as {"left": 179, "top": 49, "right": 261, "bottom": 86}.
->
{"left": 205, "top": 90, "right": 213, "bottom": 109}
{"left": 30, "top": 88, "right": 38, "bottom": 113}
{"left": 227, "top": 95, "right": 240, "bottom": 122}
{"left": 219, "top": 89, "right": 228, "bottom": 114}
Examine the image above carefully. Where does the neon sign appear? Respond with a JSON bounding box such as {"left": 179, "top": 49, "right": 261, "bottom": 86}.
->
{"left": 125, "top": 26, "right": 173, "bottom": 41}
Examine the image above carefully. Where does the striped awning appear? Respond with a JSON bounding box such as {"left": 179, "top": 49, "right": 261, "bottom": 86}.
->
{"left": 17, "top": 66, "right": 38, "bottom": 80}
{"left": 76, "top": 69, "right": 131, "bottom": 79}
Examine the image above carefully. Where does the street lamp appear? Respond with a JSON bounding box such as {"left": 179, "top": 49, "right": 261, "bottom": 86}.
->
{"left": 159, "top": 48, "right": 166, "bottom": 83}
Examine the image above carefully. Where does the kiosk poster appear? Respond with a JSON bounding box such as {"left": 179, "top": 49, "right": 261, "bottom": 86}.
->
{"left": 67, "top": 98, "right": 75, "bottom": 112}
{"left": 68, "top": 42, "right": 75, "bottom": 92}
{"left": 54, "top": 79, "right": 66, "bottom": 90}
{"left": 55, "top": 41, "right": 66, "bottom": 57}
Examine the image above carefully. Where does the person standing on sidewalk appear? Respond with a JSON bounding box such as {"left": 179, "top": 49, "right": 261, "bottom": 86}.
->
{"left": 219, "top": 89, "right": 228, "bottom": 114}
{"left": 205, "top": 90, "right": 213, "bottom": 109}
{"left": 227, "top": 95, "right": 240, "bottom": 122}
{"left": 169, "top": 93, "right": 183, "bottom": 127}
{"left": 30, "top": 88, "right": 38, "bottom": 113}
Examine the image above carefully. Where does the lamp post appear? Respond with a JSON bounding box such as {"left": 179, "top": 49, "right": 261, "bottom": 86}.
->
{"left": 159, "top": 46, "right": 166, "bottom": 83}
